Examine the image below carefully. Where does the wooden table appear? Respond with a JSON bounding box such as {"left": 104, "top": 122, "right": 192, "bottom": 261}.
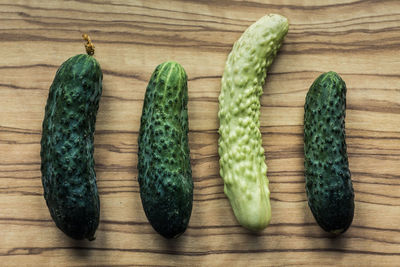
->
{"left": 1, "top": 1, "right": 399, "bottom": 266}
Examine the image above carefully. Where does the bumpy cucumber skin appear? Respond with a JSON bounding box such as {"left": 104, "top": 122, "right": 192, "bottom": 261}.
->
{"left": 218, "top": 14, "right": 289, "bottom": 231}
{"left": 138, "top": 61, "right": 193, "bottom": 238}
{"left": 41, "top": 54, "right": 102, "bottom": 240}
{"left": 304, "top": 71, "right": 354, "bottom": 234}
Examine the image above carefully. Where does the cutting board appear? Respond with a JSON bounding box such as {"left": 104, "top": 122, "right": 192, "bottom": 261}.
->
{"left": 1, "top": 0, "right": 399, "bottom": 266}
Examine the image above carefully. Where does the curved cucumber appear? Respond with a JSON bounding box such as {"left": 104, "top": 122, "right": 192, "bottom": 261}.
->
{"left": 304, "top": 71, "right": 354, "bottom": 234}
{"left": 138, "top": 61, "right": 193, "bottom": 238}
{"left": 218, "top": 14, "right": 289, "bottom": 231}
{"left": 40, "top": 35, "right": 102, "bottom": 240}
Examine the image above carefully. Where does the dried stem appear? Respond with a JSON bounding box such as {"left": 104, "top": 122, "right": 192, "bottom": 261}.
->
{"left": 82, "top": 34, "right": 95, "bottom": 56}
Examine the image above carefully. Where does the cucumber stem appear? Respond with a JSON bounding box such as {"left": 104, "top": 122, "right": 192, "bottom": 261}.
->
{"left": 82, "top": 34, "right": 95, "bottom": 56}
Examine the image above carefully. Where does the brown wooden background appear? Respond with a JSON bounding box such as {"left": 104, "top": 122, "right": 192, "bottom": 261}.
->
{"left": 1, "top": 0, "right": 400, "bottom": 266}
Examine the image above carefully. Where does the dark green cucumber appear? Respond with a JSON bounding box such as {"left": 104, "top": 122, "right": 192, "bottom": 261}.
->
{"left": 40, "top": 36, "right": 102, "bottom": 240}
{"left": 138, "top": 61, "right": 193, "bottom": 238}
{"left": 304, "top": 71, "right": 354, "bottom": 234}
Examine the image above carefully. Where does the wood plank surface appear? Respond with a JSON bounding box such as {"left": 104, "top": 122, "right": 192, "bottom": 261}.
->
{"left": 1, "top": 0, "right": 400, "bottom": 266}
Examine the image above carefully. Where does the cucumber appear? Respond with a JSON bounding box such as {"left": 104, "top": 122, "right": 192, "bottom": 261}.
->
{"left": 40, "top": 35, "right": 102, "bottom": 240}
{"left": 304, "top": 71, "right": 354, "bottom": 234}
{"left": 138, "top": 61, "right": 193, "bottom": 238}
{"left": 218, "top": 14, "right": 289, "bottom": 231}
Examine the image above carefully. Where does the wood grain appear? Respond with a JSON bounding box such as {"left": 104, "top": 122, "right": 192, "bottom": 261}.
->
{"left": 1, "top": 0, "right": 400, "bottom": 266}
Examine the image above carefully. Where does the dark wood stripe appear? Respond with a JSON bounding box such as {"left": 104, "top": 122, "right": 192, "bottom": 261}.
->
{"left": 2, "top": 217, "right": 399, "bottom": 233}
{"left": 1, "top": 189, "right": 397, "bottom": 207}
{"left": 2, "top": 246, "right": 400, "bottom": 257}
{"left": 73, "top": 0, "right": 399, "bottom": 12}
{"left": 0, "top": 2, "right": 251, "bottom": 25}
{"left": 3, "top": 125, "right": 400, "bottom": 138}
{"left": 4, "top": 11, "right": 400, "bottom": 38}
